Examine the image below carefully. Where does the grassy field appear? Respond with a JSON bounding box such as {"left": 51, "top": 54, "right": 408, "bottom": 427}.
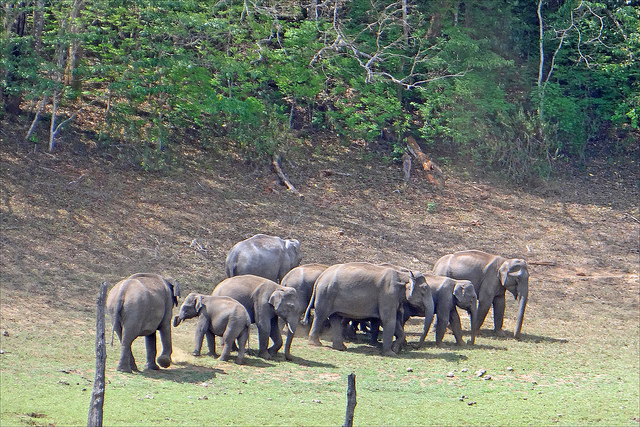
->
{"left": 0, "top": 137, "right": 638, "bottom": 426}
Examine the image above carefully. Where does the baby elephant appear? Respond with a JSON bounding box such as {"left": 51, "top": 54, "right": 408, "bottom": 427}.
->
{"left": 173, "top": 293, "right": 251, "bottom": 364}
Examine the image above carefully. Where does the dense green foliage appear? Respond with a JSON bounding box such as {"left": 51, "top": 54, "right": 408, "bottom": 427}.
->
{"left": 2, "top": 0, "right": 638, "bottom": 179}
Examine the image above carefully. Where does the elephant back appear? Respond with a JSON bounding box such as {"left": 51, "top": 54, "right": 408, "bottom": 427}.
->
{"left": 225, "top": 234, "right": 301, "bottom": 282}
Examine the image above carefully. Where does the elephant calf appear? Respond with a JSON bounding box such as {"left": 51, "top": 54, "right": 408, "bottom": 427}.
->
{"left": 423, "top": 274, "right": 478, "bottom": 346}
{"left": 107, "top": 273, "right": 180, "bottom": 373}
{"left": 174, "top": 293, "right": 251, "bottom": 364}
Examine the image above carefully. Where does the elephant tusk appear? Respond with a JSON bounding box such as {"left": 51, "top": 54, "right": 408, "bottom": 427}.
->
{"left": 287, "top": 322, "right": 295, "bottom": 335}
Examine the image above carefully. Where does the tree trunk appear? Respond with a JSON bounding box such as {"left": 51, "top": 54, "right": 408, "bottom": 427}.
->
{"left": 64, "top": 0, "right": 85, "bottom": 93}
{"left": 2, "top": 3, "right": 27, "bottom": 115}
{"left": 87, "top": 282, "right": 108, "bottom": 427}
{"left": 401, "top": 0, "right": 409, "bottom": 41}
{"left": 33, "top": 0, "right": 44, "bottom": 54}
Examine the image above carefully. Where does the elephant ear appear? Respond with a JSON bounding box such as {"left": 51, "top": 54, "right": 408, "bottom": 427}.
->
{"left": 453, "top": 283, "right": 465, "bottom": 301}
{"left": 269, "top": 290, "right": 284, "bottom": 309}
{"left": 165, "top": 277, "right": 181, "bottom": 306}
{"left": 194, "top": 295, "right": 204, "bottom": 313}
{"left": 405, "top": 272, "right": 416, "bottom": 300}
{"left": 285, "top": 239, "right": 302, "bottom": 265}
{"left": 498, "top": 262, "right": 511, "bottom": 288}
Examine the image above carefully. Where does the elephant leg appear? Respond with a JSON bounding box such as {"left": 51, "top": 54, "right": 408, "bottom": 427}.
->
{"left": 117, "top": 330, "right": 137, "bottom": 373}
{"left": 449, "top": 309, "right": 464, "bottom": 346}
{"left": 218, "top": 332, "right": 232, "bottom": 362}
{"left": 205, "top": 331, "right": 217, "bottom": 356}
{"left": 329, "top": 314, "right": 347, "bottom": 351}
{"left": 369, "top": 318, "right": 381, "bottom": 346}
{"left": 434, "top": 313, "right": 449, "bottom": 347}
{"left": 256, "top": 321, "right": 272, "bottom": 359}
{"left": 475, "top": 299, "right": 492, "bottom": 336}
{"left": 492, "top": 294, "right": 506, "bottom": 335}
{"left": 236, "top": 328, "right": 249, "bottom": 364}
{"left": 192, "top": 318, "right": 208, "bottom": 356}
{"left": 391, "top": 313, "right": 406, "bottom": 354}
{"left": 308, "top": 305, "right": 327, "bottom": 347}
{"left": 381, "top": 316, "right": 397, "bottom": 356}
{"left": 342, "top": 319, "right": 357, "bottom": 341}
{"left": 268, "top": 316, "right": 283, "bottom": 357}
{"left": 157, "top": 323, "right": 172, "bottom": 368}
{"left": 145, "top": 333, "right": 160, "bottom": 370}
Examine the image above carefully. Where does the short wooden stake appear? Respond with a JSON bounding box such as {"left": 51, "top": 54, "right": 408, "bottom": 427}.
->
{"left": 87, "top": 282, "right": 108, "bottom": 427}
{"left": 343, "top": 373, "right": 357, "bottom": 427}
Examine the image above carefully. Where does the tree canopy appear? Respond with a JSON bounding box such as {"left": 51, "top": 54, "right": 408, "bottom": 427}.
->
{"left": 2, "top": 0, "right": 638, "bottom": 181}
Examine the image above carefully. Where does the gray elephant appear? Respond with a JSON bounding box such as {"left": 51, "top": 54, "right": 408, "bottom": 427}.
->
{"left": 304, "top": 262, "right": 435, "bottom": 356}
{"left": 211, "top": 275, "right": 301, "bottom": 360}
{"left": 225, "top": 234, "right": 302, "bottom": 283}
{"left": 433, "top": 250, "right": 529, "bottom": 340}
{"left": 173, "top": 293, "right": 250, "bottom": 364}
{"left": 422, "top": 274, "right": 478, "bottom": 346}
{"left": 372, "top": 264, "right": 477, "bottom": 347}
{"left": 106, "top": 273, "right": 180, "bottom": 373}
{"left": 280, "top": 263, "right": 328, "bottom": 316}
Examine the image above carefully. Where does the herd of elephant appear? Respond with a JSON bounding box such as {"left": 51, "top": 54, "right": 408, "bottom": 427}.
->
{"left": 106, "top": 234, "right": 529, "bottom": 373}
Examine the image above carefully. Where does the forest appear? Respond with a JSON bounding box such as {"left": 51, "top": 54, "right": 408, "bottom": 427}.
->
{"left": 2, "top": 1, "right": 639, "bottom": 182}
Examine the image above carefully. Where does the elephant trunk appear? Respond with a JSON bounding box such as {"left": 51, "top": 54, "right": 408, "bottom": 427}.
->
{"left": 284, "top": 321, "right": 296, "bottom": 360}
{"left": 467, "top": 306, "right": 478, "bottom": 345}
{"left": 173, "top": 315, "right": 182, "bottom": 327}
{"left": 417, "top": 294, "right": 435, "bottom": 347}
{"left": 514, "top": 288, "right": 528, "bottom": 340}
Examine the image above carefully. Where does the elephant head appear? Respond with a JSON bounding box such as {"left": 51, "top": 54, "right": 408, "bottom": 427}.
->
{"left": 173, "top": 292, "right": 200, "bottom": 327}
{"left": 269, "top": 287, "right": 301, "bottom": 360}
{"left": 283, "top": 239, "right": 303, "bottom": 273}
{"left": 405, "top": 272, "right": 435, "bottom": 344}
{"left": 498, "top": 259, "right": 529, "bottom": 340}
{"left": 453, "top": 280, "right": 478, "bottom": 344}
{"left": 164, "top": 277, "right": 181, "bottom": 307}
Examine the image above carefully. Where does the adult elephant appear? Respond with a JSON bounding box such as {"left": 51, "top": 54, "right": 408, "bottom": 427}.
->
{"left": 280, "top": 263, "right": 328, "bottom": 316}
{"left": 211, "top": 275, "right": 301, "bottom": 360}
{"left": 304, "top": 262, "right": 434, "bottom": 356}
{"left": 225, "top": 234, "right": 302, "bottom": 283}
{"left": 106, "top": 273, "right": 180, "bottom": 373}
{"left": 422, "top": 274, "right": 478, "bottom": 346}
{"left": 433, "top": 250, "right": 529, "bottom": 340}
{"left": 373, "top": 264, "right": 477, "bottom": 347}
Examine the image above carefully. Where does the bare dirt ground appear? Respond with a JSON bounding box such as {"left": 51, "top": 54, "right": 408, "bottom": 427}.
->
{"left": 0, "top": 125, "right": 639, "bottom": 335}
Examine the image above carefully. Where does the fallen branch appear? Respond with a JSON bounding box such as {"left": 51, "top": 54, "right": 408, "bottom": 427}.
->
{"left": 528, "top": 261, "right": 557, "bottom": 266}
{"left": 624, "top": 213, "right": 640, "bottom": 224}
{"left": 272, "top": 154, "right": 303, "bottom": 198}
{"left": 272, "top": 154, "right": 304, "bottom": 198}
{"left": 321, "top": 169, "right": 351, "bottom": 177}
{"left": 405, "top": 136, "right": 445, "bottom": 186}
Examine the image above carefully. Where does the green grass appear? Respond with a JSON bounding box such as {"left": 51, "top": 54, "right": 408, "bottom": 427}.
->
{"left": 1, "top": 301, "right": 638, "bottom": 426}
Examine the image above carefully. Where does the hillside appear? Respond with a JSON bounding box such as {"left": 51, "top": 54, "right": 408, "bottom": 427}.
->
{"left": 0, "top": 127, "right": 639, "bottom": 425}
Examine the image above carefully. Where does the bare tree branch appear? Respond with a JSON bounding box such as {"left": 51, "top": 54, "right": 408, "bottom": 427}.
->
{"left": 310, "top": 0, "right": 467, "bottom": 90}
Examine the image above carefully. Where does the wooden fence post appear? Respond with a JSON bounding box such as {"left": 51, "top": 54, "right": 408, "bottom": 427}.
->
{"left": 343, "top": 373, "right": 357, "bottom": 427}
{"left": 87, "top": 282, "right": 108, "bottom": 427}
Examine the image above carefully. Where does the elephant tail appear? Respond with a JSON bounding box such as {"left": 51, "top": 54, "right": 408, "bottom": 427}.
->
{"left": 301, "top": 284, "right": 316, "bottom": 326}
{"left": 110, "top": 299, "right": 124, "bottom": 346}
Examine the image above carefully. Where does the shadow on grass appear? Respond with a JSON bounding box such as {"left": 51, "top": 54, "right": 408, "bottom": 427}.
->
{"left": 142, "top": 364, "right": 225, "bottom": 383}
{"left": 474, "top": 329, "right": 569, "bottom": 344}
{"left": 283, "top": 354, "right": 337, "bottom": 368}
{"left": 514, "top": 332, "right": 569, "bottom": 344}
